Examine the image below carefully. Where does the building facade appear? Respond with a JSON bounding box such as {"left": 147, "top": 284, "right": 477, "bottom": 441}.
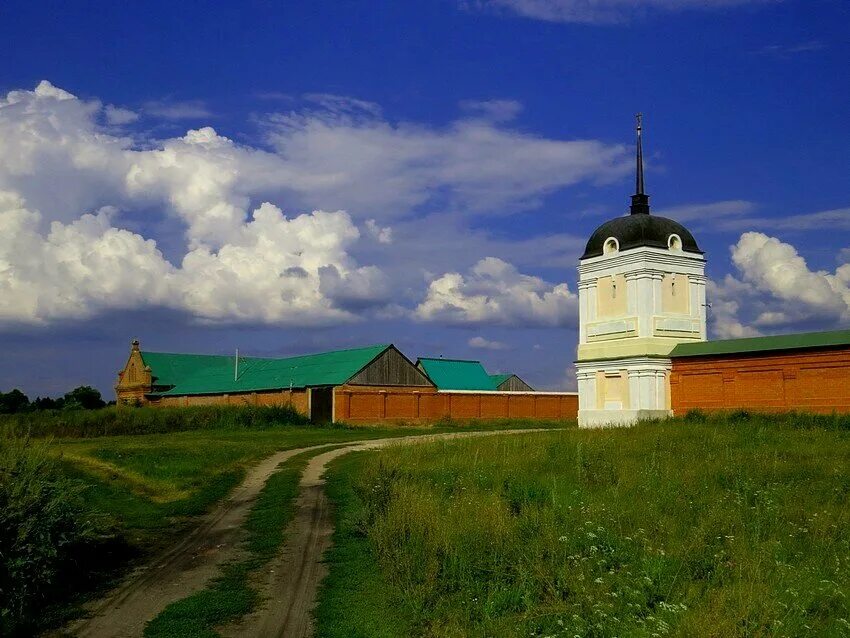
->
{"left": 576, "top": 116, "right": 707, "bottom": 427}
{"left": 116, "top": 341, "right": 577, "bottom": 423}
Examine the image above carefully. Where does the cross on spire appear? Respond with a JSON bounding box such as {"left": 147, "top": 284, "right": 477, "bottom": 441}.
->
{"left": 630, "top": 113, "right": 651, "bottom": 215}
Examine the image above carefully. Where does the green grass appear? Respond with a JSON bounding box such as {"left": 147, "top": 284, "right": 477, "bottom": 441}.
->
{"left": 20, "top": 417, "right": 559, "bottom": 633}
{"left": 143, "top": 448, "right": 320, "bottom": 637}
{"left": 316, "top": 451, "right": 417, "bottom": 638}
{"left": 317, "top": 413, "right": 850, "bottom": 637}
{"left": 0, "top": 404, "right": 309, "bottom": 439}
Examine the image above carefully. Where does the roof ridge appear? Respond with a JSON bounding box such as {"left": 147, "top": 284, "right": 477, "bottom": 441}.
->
{"left": 142, "top": 343, "right": 391, "bottom": 362}
{"left": 692, "top": 327, "right": 850, "bottom": 345}
{"left": 417, "top": 357, "right": 483, "bottom": 364}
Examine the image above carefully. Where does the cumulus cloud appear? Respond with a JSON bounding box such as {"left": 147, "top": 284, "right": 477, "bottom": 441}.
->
{"left": 0, "top": 192, "right": 383, "bottom": 325}
{"left": 468, "top": 336, "right": 509, "bottom": 350}
{"left": 0, "top": 80, "right": 629, "bottom": 326}
{"left": 710, "top": 232, "right": 850, "bottom": 337}
{"left": 0, "top": 191, "right": 173, "bottom": 324}
{"left": 415, "top": 257, "right": 578, "bottom": 327}
{"left": 470, "top": 0, "right": 773, "bottom": 24}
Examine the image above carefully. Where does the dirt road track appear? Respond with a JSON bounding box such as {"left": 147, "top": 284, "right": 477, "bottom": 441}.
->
{"left": 64, "top": 443, "right": 344, "bottom": 638}
{"left": 221, "top": 429, "right": 553, "bottom": 638}
{"left": 65, "top": 428, "right": 554, "bottom": 638}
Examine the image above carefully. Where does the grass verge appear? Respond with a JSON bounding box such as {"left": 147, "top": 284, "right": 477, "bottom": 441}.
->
{"left": 315, "top": 451, "right": 416, "bottom": 638}
{"left": 316, "top": 413, "right": 850, "bottom": 637}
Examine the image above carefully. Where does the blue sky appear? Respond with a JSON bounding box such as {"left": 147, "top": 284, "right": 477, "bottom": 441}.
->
{"left": 0, "top": 0, "right": 848, "bottom": 397}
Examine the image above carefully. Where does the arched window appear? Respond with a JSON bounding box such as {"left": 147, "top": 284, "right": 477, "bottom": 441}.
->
{"left": 603, "top": 237, "right": 619, "bottom": 255}
{"left": 668, "top": 234, "right": 682, "bottom": 251}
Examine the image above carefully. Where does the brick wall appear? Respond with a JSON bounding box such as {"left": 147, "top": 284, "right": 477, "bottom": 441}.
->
{"left": 149, "top": 388, "right": 309, "bottom": 414}
{"left": 334, "top": 385, "right": 578, "bottom": 423}
{"left": 671, "top": 347, "right": 850, "bottom": 415}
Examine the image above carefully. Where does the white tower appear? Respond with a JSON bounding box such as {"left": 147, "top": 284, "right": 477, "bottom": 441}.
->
{"left": 576, "top": 115, "right": 707, "bottom": 427}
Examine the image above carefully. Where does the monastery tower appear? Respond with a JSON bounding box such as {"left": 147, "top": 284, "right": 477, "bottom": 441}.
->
{"left": 576, "top": 116, "right": 707, "bottom": 427}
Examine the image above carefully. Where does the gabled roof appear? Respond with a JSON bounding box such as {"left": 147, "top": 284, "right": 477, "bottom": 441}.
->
{"left": 670, "top": 329, "right": 850, "bottom": 358}
{"left": 416, "top": 358, "right": 496, "bottom": 391}
{"left": 489, "top": 374, "right": 513, "bottom": 387}
{"left": 143, "top": 344, "right": 391, "bottom": 396}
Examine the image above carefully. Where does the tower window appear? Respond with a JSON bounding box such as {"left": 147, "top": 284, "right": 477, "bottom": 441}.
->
{"left": 603, "top": 237, "right": 619, "bottom": 254}
{"left": 668, "top": 234, "right": 682, "bottom": 251}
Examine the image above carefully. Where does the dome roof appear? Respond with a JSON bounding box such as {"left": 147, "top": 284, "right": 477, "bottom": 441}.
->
{"left": 582, "top": 213, "right": 702, "bottom": 259}
{"left": 582, "top": 114, "right": 702, "bottom": 260}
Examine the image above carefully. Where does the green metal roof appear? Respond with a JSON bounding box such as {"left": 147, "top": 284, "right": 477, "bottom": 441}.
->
{"left": 489, "top": 374, "right": 513, "bottom": 387}
{"left": 416, "top": 358, "right": 497, "bottom": 391}
{"left": 143, "top": 344, "right": 390, "bottom": 396}
{"left": 670, "top": 329, "right": 850, "bottom": 358}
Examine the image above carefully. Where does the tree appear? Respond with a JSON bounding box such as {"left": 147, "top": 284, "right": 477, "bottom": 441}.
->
{"left": 0, "top": 389, "right": 30, "bottom": 414}
{"left": 62, "top": 386, "right": 105, "bottom": 410}
{"left": 31, "top": 396, "right": 62, "bottom": 410}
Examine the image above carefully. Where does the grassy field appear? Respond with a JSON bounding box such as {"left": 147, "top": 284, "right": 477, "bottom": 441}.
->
{"left": 317, "top": 414, "right": 850, "bottom": 638}
{"left": 1, "top": 415, "right": 562, "bottom": 634}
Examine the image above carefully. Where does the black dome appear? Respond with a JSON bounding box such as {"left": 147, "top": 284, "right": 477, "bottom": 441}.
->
{"left": 582, "top": 213, "right": 702, "bottom": 259}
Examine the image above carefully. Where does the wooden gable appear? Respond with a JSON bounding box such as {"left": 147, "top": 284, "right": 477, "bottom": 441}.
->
{"left": 347, "top": 346, "right": 434, "bottom": 387}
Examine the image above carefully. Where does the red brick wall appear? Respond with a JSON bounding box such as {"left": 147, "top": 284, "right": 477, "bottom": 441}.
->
{"left": 671, "top": 347, "right": 850, "bottom": 415}
{"left": 335, "top": 385, "right": 578, "bottom": 424}
{"left": 149, "top": 388, "right": 309, "bottom": 414}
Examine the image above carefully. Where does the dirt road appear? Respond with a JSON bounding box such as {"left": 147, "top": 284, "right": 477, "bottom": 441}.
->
{"left": 65, "top": 442, "right": 344, "bottom": 638}
{"left": 66, "top": 428, "right": 554, "bottom": 638}
{"left": 222, "top": 429, "right": 553, "bottom": 638}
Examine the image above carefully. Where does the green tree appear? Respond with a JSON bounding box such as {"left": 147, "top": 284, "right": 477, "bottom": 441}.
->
{"left": 62, "top": 386, "right": 106, "bottom": 410}
{"left": 0, "top": 389, "right": 30, "bottom": 414}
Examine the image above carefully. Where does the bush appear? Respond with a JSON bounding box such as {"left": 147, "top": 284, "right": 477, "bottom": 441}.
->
{"left": 0, "top": 404, "right": 311, "bottom": 439}
{"left": 0, "top": 439, "right": 114, "bottom": 635}
{"left": 0, "top": 389, "right": 30, "bottom": 414}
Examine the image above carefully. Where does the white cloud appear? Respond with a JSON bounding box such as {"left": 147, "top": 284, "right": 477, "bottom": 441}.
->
{"left": 260, "top": 103, "right": 631, "bottom": 217}
{"left": 710, "top": 232, "right": 850, "bottom": 337}
{"left": 0, "top": 192, "right": 173, "bottom": 324}
{"left": 459, "top": 99, "right": 523, "bottom": 122}
{"left": 658, "top": 200, "right": 756, "bottom": 224}
{"left": 365, "top": 219, "right": 393, "bottom": 244}
{"left": 0, "top": 191, "right": 384, "bottom": 326}
{"left": 142, "top": 99, "right": 213, "bottom": 120}
{"left": 756, "top": 41, "right": 826, "bottom": 57}
{"left": 471, "top": 0, "right": 773, "bottom": 24}
{"left": 468, "top": 336, "right": 509, "bottom": 350}
{"left": 0, "top": 80, "right": 629, "bottom": 326}
{"left": 104, "top": 105, "right": 139, "bottom": 125}
{"left": 415, "top": 257, "right": 578, "bottom": 327}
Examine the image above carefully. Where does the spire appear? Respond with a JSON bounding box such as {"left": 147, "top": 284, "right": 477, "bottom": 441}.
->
{"left": 630, "top": 112, "right": 650, "bottom": 215}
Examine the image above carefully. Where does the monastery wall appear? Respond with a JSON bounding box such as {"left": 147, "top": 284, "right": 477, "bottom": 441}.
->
{"left": 671, "top": 347, "right": 850, "bottom": 415}
{"left": 149, "top": 388, "right": 310, "bottom": 414}
{"left": 334, "top": 384, "right": 578, "bottom": 424}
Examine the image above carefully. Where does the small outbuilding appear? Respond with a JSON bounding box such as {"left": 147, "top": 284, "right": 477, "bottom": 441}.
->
{"left": 116, "top": 341, "right": 432, "bottom": 422}
{"left": 489, "top": 374, "right": 534, "bottom": 392}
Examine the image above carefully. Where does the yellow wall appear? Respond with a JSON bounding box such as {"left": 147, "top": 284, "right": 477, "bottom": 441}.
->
{"left": 595, "top": 370, "right": 629, "bottom": 410}
{"left": 596, "top": 274, "right": 627, "bottom": 318}
{"left": 662, "top": 274, "right": 690, "bottom": 314}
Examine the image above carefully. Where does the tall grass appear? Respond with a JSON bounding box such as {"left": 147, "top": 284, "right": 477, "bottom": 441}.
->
{"left": 0, "top": 438, "right": 120, "bottom": 636}
{"left": 0, "top": 404, "right": 309, "bottom": 439}
{"left": 324, "top": 413, "right": 850, "bottom": 637}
